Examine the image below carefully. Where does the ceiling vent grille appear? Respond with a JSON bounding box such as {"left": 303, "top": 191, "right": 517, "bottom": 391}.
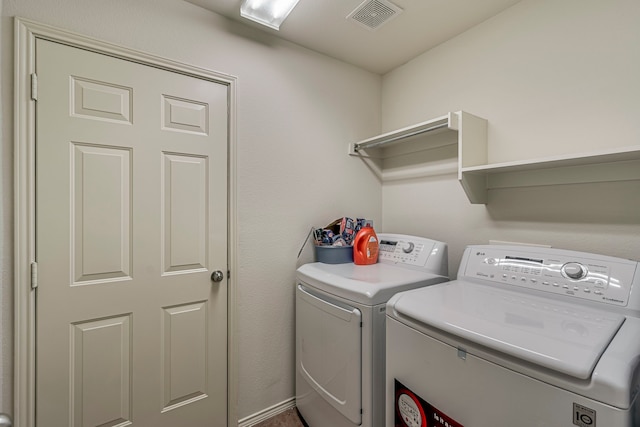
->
{"left": 347, "top": 0, "right": 403, "bottom": 31}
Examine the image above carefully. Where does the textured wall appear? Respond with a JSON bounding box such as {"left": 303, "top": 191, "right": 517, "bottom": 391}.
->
{"left": 381, "top": 0, "right": 640, "bottom": 277}
{"left": 0, "top": 0, "right": 382, "bottom": 419}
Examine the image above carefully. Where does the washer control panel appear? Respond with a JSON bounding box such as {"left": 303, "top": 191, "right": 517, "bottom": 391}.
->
{"left": 378, "top": 236, "right": 435, "bottom": 266}
{"left": 463, "top": 246, "right": 638, "bottom": 307}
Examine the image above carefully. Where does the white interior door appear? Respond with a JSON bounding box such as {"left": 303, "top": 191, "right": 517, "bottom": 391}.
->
{"left": 35, "top": 38, "right": 228, "bottom": 426}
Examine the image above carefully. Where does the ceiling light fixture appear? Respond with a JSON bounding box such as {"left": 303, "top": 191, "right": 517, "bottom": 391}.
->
{"left": 240, "top": 0, "right": 301, "bottom": 31}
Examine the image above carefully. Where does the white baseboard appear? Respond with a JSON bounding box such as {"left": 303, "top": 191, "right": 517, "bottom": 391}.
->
{"left": 237, "top": 397, "right": 297, "bottom": 427}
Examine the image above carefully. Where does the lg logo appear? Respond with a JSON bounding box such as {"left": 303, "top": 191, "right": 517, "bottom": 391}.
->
{"left": 573, "top": 403, "right": 596, "bottom": 427}
{"left": 576, "top": 413, "right": 593, "bottom": 425}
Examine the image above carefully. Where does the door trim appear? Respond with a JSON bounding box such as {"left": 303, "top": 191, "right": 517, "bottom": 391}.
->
{"left": 13, "top": 17, "right": 239, "bottom": 427}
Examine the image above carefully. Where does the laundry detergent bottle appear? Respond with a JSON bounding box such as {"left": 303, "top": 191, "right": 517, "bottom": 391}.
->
{"left": 353, "top": 222, "right": 379, "bottom": 265}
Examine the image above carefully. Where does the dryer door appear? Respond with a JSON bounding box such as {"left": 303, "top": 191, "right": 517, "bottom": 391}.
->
{"left": 296, "top": 284, "right": 362, "bottom": 424}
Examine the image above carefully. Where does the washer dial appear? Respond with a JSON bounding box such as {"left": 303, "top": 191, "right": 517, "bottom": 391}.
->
{"left": 562, "top": 262, "right": 588, "bottom": 280}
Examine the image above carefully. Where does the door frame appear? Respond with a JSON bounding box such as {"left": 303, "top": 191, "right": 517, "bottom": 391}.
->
{"left": 13, "top": 17, "right": 239, "bottom": 427}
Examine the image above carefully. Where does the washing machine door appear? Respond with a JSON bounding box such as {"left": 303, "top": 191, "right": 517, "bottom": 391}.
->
{"left": 296, "top": 284, "right": 362, "bottom": 424}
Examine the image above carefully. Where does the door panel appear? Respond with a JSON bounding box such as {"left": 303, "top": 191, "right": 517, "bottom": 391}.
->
{"left": 36, "top": 39, "right": 228, "bottom": 426}
{"left": 162, "top": 153, "right": 208, "bottom": 274}
{"left": 161, "top": 95, "right": 209, "bottom": 135}
{"left": 72, "top": 143, "right": 132, "bottom": 284}
{"left": 71, "top": 315, "right": 132, "bottom": 427}
{"left": 70, "top": 76, "right": 133, "bottom": 124}
{"left": 161, "top": 302, "right": 208, "bottom": 411}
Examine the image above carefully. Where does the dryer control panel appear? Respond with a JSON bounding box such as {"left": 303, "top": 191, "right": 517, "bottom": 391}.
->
{"left": 378, "top": 238, "right": 433, "bottom": 266}
{"left": 376, "top": 233, "right": 446, "bottom": 270}
{"left": 462, "top": 245, "right": 639, "bottom": 308}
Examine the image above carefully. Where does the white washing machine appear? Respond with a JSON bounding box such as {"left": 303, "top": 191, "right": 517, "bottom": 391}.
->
{"left": 386, "top": 245, "right": 640, "bottom": 427}
{"left": 296, "top": 234, "right": 449, "bottom": 427}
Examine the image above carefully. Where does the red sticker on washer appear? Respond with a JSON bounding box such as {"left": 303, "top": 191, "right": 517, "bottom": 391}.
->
{"left": 395, "top": 380, "right": 464, "bottom": 427}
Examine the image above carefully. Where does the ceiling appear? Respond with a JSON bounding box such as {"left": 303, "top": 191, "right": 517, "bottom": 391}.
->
{"left": 186, "top": 0, "right": 522, "bottom": 74}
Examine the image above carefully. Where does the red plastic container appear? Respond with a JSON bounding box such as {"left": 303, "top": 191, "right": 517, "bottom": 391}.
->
{"left": 353, "top": 225, "right": 379, "bottom": 265}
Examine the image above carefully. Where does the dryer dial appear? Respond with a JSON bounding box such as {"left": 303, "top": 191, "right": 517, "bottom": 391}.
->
{"left": 562, "top": 262, "right": 588, "bottom": 280}
{"left": 402, "top": 242, "right": 415, "bottom": 254}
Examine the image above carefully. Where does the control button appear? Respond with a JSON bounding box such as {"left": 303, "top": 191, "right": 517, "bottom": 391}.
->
{"left": 531, "top": 279, "right": 537, "bottom": 284}
{"left": 521, "top": 277, "right": 527, "bottom": 282}
{"left": 542, "top": 281, "right": 549, "bottom": 286}
{"left": 573, "top": 287, "right": 580, "bottom": 291}
{"left": 552, "top": 283, "right": 559, "bottom": 287}
{"left": 561, "top": 262, "right": 588, "bottom": 280}
{"left": 562, "top": 284, "right": 569, "bottom": 289}
{"left": 584, "top": 288, "right": 591, "bottom": 293}
{"left": 403, "top": 242, "right": 415, "bottom": 254}
{"left": 502, "top": 274, "right": 508, "bottom": 279}
{"left": 511, "top": 276, "right": 517, "bottom": 280}
{"left": 594, "top": 290, "right": 603, "bottom": 295}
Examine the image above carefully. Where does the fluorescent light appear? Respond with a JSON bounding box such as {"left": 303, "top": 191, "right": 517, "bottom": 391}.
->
{"left": 240, "top": 0, "right": 301, "bottom": 30}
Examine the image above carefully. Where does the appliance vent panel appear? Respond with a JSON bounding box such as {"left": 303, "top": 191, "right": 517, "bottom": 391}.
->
{"left": 347, "top": 0, "right": 403, "bottom": 31}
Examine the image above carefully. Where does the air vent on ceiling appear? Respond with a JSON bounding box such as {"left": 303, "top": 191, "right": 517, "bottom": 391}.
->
{"left": 346, "top": 0, "right": 403, "bottom": 31}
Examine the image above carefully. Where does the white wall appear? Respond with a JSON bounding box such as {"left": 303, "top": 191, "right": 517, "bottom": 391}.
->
{"left": 381, "top": 0, "right": 640, "bottom": 277}
{"left": 0, "top": 0, "right": 382, "bottom": 419}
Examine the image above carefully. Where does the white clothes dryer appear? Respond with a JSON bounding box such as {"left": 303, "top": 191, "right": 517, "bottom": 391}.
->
{"left": 386, "top": 245, "right": 640, "bottom": 427}
{"left": 296, "top": 234, "right": 449, "bottom": 427}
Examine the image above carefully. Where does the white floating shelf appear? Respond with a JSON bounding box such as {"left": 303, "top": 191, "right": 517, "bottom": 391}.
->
{"left": 348, "top": 114, "right": 452, "bottom": 155}
{"left": 349, "top": 111, "right": 487, "bottom": 182}
{"left": 460, "top": 145, "right": 640, "bottom": 204}
{"left": 349, "top": 111, "right": 640, "bottom": 204}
